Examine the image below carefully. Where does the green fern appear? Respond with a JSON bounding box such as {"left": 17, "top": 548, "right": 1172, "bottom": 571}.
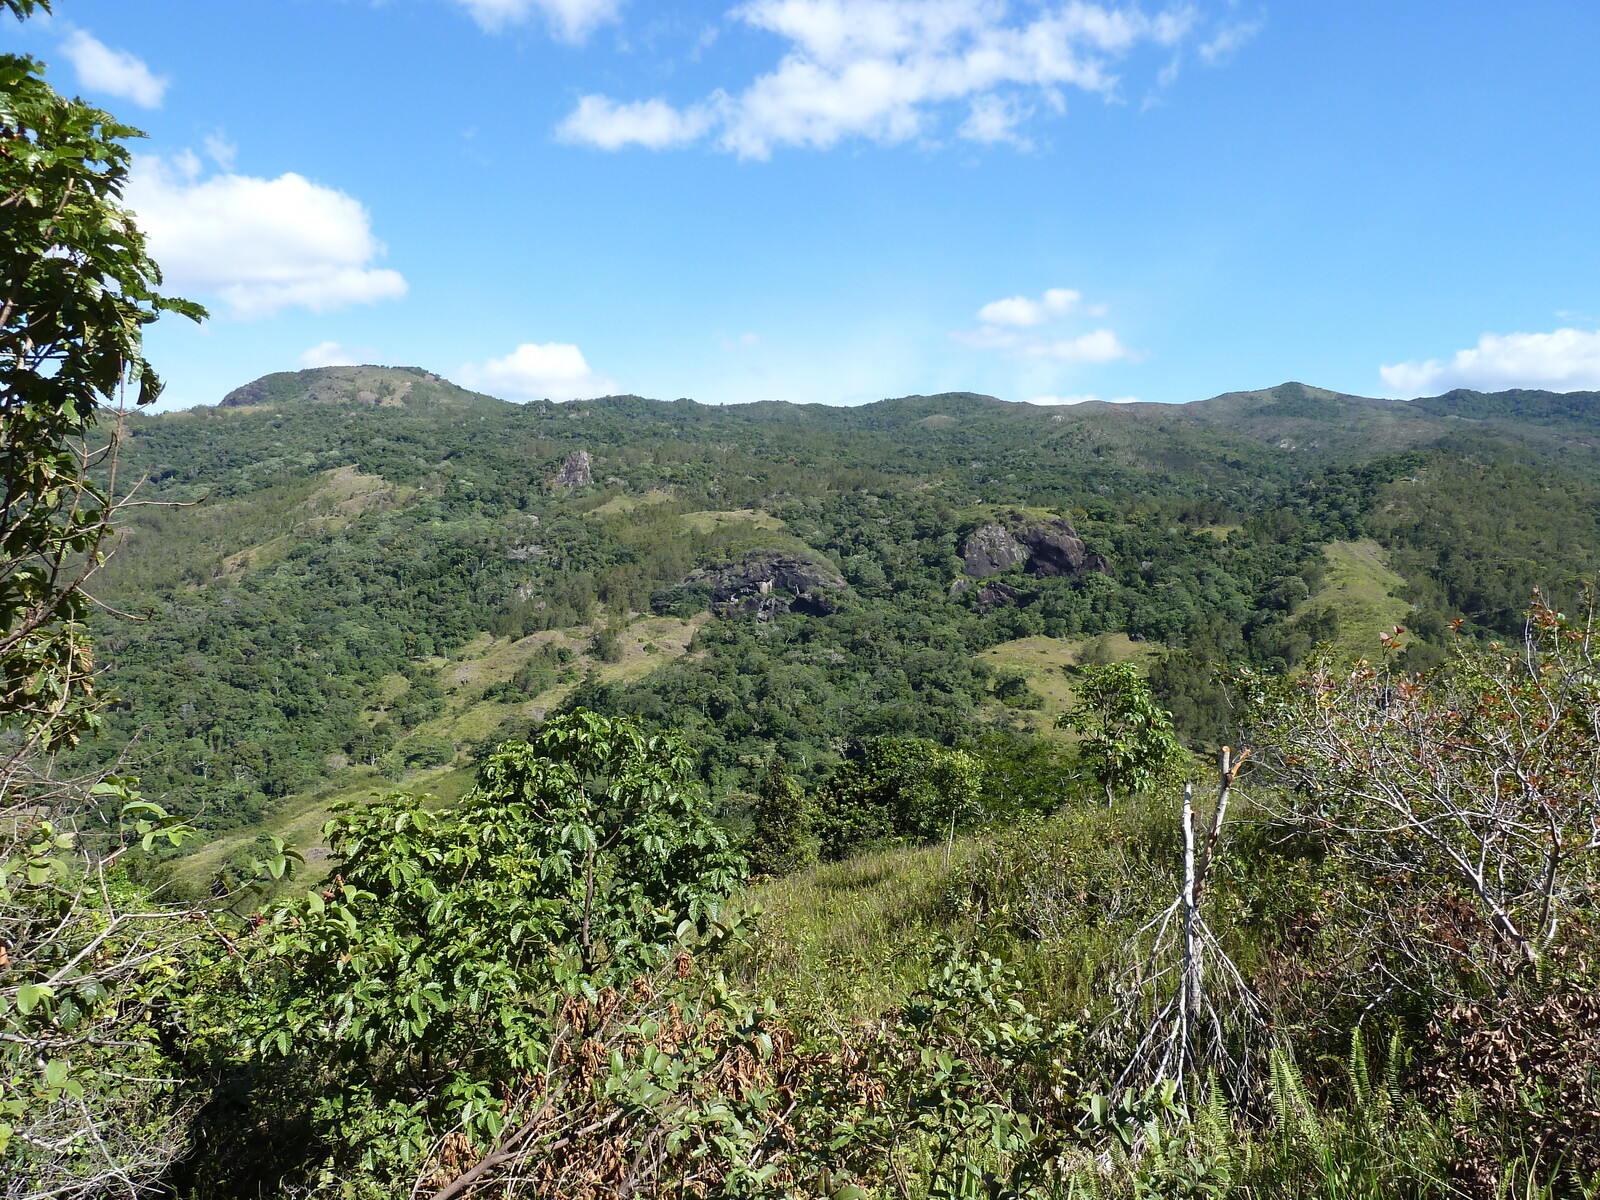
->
{"left": 1348, "top": 1025, "right": 1372, "bottom": 1116}
{"left": 1269, "top": 1049, "right": 1326, "bottom": 1156}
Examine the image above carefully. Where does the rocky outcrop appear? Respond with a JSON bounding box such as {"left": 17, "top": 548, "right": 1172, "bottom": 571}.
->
{"left": 973, "top": 580, "right": 1022, "bottom": 609}
{"left": 962, "top": 524, "right": 1027, "bottom": 577}
{"left": 1014, "top": 518, "right": 1109, "bottom": 578}
{"left": 960, "top": 514, "right": 1108, "bottom": 581}
{"left": 673, "top": 549, "right": 847, "bottom": 621}
{"left": 552, "top": 449, "right": 592, "bottom": 487}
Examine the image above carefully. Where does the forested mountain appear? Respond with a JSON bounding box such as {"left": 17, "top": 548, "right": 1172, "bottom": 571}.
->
{"left": 77, "top": 367, "right": 1600, "bottom": 858}
{"left": 8, "top": 6, "right": 1595, "bottom": 1189}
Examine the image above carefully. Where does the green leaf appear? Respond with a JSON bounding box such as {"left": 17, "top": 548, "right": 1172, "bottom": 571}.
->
{"left": 16, "top": 983, "right": 53, "bottom": 1015}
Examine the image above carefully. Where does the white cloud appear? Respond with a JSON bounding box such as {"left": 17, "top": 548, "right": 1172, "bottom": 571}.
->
{"left": 1379, "top": 328, "right": 1600, "bottom": 395}
{"left": 954, "top": 286, "right": 1133, "bottom": 363}
{"left": 452, "top": 0, "right": 623, "bottom": 40}
{"left": 459, "top": 342, "right": 615, "bottom": 401}
{"left": 1028, "top": 393, "right": 1140, "bottom": 404}
{"left": 558, "top": 95, "right": 718, "bottom": 150}
{"left": 958, "top": 93, "right": 1034, "bottom": 148}
{"left": 60, "top": 29, "right": 167, "bottom": 108}
{"left": 976, "top": 287, "right": 1102, "bottom": 326}
{"left": 1023, "top": 329, "right": 1133, "bottom": 362}
{"left": 203, "top": 132, "right": 237, "bottom": 170}
{"left": 1198, "top": 17, "right": 1264, "bottom": 64}
{"left": 124, "top": 155, "right": 408, "bottom": 319}
{"left": 560, "top": 0, "right": 1234, "bottom": 158}
{"left": 299, "top": 342, "right": 370, "bottom": 368}
{"left": 172, "top": 148, "right": 203, "bottom": 180}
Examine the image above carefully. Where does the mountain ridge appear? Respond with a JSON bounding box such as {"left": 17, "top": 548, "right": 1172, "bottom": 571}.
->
{"left": 212, "top": 365, "right": 1599, "bottom": 429}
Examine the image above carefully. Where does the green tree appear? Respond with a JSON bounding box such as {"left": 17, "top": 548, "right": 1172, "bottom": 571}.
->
{"left": 0, "top": 2, "right": 206, "bottom": 1188}
{"left": 207, "top": 711, "right": 746, "bottom": 1187}
{"left": 814, "top": 738, "right": 983, "bottom": 860}
{"left": 746, "top": 757, "right": 816, "bottom": 876}
{"left": 0, "top": 9, "right": 203, "bottom": 752}
{"left": 1059, "top": 662, "right": 1189, "bottom": 804}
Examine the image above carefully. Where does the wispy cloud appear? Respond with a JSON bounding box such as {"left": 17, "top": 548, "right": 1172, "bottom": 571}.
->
{"left": 452, "top": 0, "right": 624, "bottom": 41}
{"left": 202, "top": 132, "right": 237, "bottom": 170}
{"left": 60, "top": 29, "right": 167, "bottom": 108}
{"left": 953, "top": 287, "right": 1134, "bottom": 363}
{"left": 1028, "top": 392, "right": 1140, "bottom": 404}
{"left": 559, "top": 95, "right": 718, "bottom": 149}
{"left": 557, "top": 0, "right": 1251, "bottom": 158}
{"left": 1198, "top": 15, "right": 1263, "bottom": 63}
{"left": 976, "top": 287, "right": 1105, "bottom": 327}
{"left": 1380, "top": 328, "right": 1600, "bottom": 394}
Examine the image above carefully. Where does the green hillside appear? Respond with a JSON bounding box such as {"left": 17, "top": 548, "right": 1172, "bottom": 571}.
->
{"left": 25, "top": 363, "right": 1600, "bottom": 1199}
{"left": 74, "top": 368, "right": 1600, "bottom": 852}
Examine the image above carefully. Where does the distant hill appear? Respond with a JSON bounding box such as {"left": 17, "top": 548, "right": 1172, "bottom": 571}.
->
{"left": 83, "top": 367, "right": 1600, "bottom": 861}
{"left": 1409, "top": 386, "right": 1600, "bottom": 428}
{"left": 220, "top": 364, "right": 503, "bottom": 410}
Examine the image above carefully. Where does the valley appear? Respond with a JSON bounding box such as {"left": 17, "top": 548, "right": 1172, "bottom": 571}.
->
{"left": 77, "top": 365, "right": 1600, "bottom": 870}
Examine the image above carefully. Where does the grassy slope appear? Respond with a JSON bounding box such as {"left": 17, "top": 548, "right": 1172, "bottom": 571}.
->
{"left": 974, "top": 632, "right": 1157, "bottom": 736}
{"left": 733, "top": 840, "right": 980, "bottom": 1019}
{"left": 735, "top": 796, "right": 1182, "bottom": 1024}
{"left": 415, "top": 613, "right": 708, "bottom": 740}
{"left": 1309, "top": 539, "right": 1411, "bottom": 657}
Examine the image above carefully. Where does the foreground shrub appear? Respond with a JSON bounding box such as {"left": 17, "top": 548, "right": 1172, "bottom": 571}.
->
{"left": 184, "top": 712, "right": 744, "bottom": 1195}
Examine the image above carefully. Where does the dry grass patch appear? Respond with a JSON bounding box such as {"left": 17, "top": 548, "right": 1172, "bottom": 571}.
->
{"left": 679, "top": 509, "right": 785, "bottom": 533}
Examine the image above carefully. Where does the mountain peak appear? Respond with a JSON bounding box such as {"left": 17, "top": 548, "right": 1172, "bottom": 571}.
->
{"left": 220, "top": 365, "right": 500, "bottom": 409}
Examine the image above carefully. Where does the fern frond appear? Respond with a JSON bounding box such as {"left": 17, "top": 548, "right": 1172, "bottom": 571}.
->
{"left": 1349, "top": 1024, "right": 1371, "bottom": 1115}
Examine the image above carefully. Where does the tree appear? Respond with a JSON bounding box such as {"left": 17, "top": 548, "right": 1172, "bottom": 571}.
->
{"left": 1059, "top": 662, "right": 1190, "bottom": 804}
{"left": 208, "top": 711, "right": 746, "bottom": 1187}
{"left": 813, "top": 738, "right": 983, "bottom": 860}
{"left": 0, "top": 8, "right": 202, "bottom": 756}
{"left": 0, "top": 3, "right": 207, "bottom": 1188}
{"left": 746, "top": 757, "right": 815, "bottom": 877}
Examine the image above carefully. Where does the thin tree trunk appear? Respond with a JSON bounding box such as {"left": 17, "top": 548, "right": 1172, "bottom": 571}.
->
{"left": 1181, "top": 781, "right": 1200, "bottom": 1077}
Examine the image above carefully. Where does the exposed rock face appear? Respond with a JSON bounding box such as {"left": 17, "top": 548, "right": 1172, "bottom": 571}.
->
{"left": 678, "top": 549, "right": 847, "bottom": 621}
{"left": 955, "top": 513, "right": 1110, "bottom": 610}
{"left": 962, "top": 523, "right": 1027, "bottom": 577}
{"left": 960, "top": 514, "right": 1108, "bottom": 581}
{"left": 552, "top": 449, "right": 592, "bottom": 487}
{"left": 974, "top": 581, "right": 1022, "bottom": 609}
{"left": 1014, "top": 518, "right": 1110, "bottom": 578}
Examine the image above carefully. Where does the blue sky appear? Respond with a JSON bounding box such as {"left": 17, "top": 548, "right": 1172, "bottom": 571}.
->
{"left": 7, "top": 0, "right": 1600, "bottom": 408}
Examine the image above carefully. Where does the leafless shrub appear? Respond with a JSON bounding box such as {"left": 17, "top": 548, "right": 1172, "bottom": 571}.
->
{"left": 1247, "top": 593, "right": 1600, "bottom": 988}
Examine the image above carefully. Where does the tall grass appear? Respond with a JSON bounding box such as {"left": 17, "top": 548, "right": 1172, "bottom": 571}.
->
{"left": 730, "top": 798, "right": 1593, "bottom": 1199}
{"left": 732, "top": 839, "right": 982, "bottom": 1018}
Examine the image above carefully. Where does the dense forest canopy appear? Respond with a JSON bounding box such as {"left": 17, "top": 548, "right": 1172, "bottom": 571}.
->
{"left": 51, "top": 366, "right": 1597, "bottom": 1200}
{"left": 72, "top": 366, "right": 1600, "bottom": 847}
